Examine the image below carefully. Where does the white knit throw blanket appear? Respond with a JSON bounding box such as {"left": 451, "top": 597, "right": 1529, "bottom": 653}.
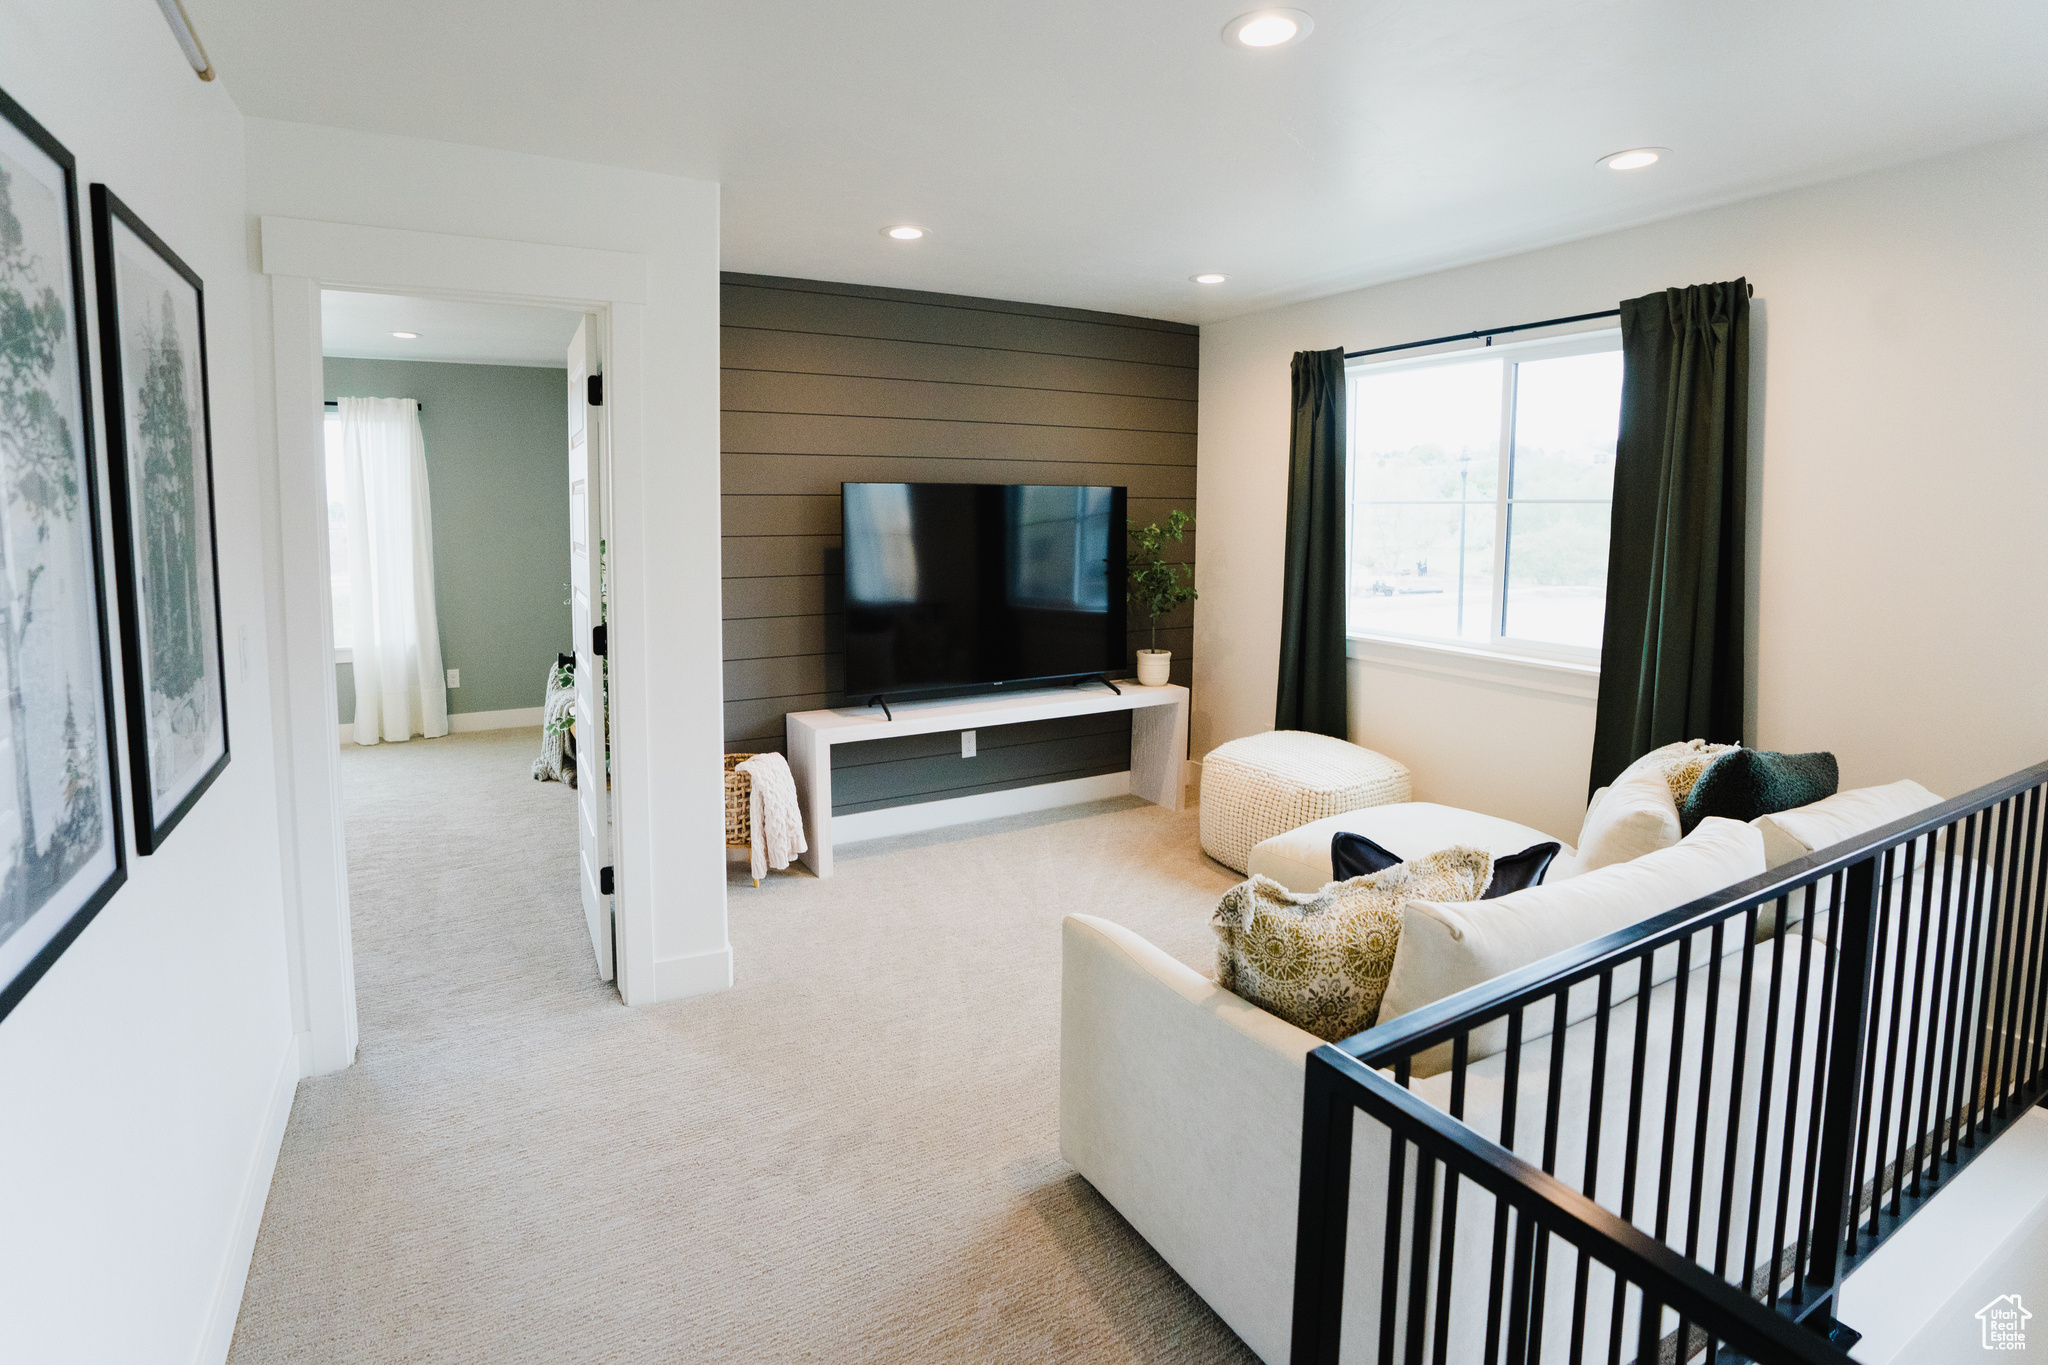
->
{"left": 735, "top": 752, "right": 806, "bottom": 882}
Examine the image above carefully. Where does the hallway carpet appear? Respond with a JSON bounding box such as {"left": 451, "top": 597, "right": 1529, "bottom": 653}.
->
{"left": 228, "top": 728, "right": 1262, "bottom": 1364}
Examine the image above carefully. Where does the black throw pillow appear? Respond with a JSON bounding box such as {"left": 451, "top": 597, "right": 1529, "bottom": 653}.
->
{"left": 1331, "top": 832, "right": 1561, "bottom": 898}
{"left": 1329, "top": 831, "right": 1402, "bottom": 881}
{"left": 1486, "top": 842, "right": 1562, "bottom": 898}
{"left": 1679, "top": 749, "right": 1839, "bottom": 832}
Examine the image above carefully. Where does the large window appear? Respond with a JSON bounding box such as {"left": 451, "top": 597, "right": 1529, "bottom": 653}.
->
{"left": 1346, "top": 330, "right": 1622, "bottom": 660}
{"left": 323, "top": 411, "right": 351, "bottom": 656}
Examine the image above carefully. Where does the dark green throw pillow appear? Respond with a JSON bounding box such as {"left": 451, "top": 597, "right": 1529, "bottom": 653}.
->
{"left": 1679, "top": 749, "right": 1839, "bottom": 832}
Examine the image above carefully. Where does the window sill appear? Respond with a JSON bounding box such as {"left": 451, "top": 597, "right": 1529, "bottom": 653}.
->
{"left": 1346, "top": 634, "right": 1598, "bottom": 701}
{"left": 334, "top": 647, "right": 352, "bottom": 665}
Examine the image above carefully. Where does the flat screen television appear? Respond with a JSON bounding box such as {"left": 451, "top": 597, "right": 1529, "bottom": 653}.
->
{"left": 842, "top": 481, "right": 1127, "bottom": 700}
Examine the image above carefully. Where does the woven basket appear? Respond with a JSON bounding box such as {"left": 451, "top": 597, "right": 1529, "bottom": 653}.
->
{"left": 725, "top": 754, "right": 762, "bottom": 887}
{"left": 724, "top": 754, "right": 756, "bottom": 848}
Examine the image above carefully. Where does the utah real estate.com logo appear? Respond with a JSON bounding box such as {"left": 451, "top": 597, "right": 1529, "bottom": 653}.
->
{"left": 1979, "top": 1294, "right": 2031, "bottom": 1351}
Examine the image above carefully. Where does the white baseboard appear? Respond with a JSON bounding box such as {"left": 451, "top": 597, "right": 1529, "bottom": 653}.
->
{"left": 337, "top": 707, "right": 545, "bottom": 744}
{"left": 835, "top": 770, "right": 1133, "bottom": 846}
{"left": 449, "top": 706, "right": 544, "bottom": 732}
{"left": 653, "top": 944, "right": 733, "bottom": 1001}
{"left": 192, "top": 1036, "right": 299, "bottom": 1365}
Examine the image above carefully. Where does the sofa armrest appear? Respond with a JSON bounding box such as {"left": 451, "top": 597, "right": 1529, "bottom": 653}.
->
{"left": 1061, "top": 914, "right": 1344, "bottom": 1364}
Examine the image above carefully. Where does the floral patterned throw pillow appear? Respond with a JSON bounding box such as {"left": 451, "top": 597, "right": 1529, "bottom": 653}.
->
{"left": 1211, "top": 846, "right": 1495, "bottom": 1042}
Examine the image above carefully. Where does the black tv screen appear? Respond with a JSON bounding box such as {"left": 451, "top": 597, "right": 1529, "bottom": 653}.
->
{"left": 842, "top": 482, "right": 1127, "bottom": 699}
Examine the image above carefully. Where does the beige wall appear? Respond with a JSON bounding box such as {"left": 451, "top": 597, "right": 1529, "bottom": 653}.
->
{"left": 1194, "top": 130, "right": 2048, "bottom": 841}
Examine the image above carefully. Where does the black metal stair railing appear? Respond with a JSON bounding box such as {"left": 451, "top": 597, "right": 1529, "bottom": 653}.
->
{"left": 1290, "top": 759, "right": 2048, "bottom": 1365}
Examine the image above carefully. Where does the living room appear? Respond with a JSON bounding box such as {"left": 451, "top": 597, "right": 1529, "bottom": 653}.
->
{"left": 1, "top": 3, "right": 2045, "bottom": 1364}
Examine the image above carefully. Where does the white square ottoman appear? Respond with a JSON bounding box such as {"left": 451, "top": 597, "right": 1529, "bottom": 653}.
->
{"left": 1198, "top": 731, "right": 1412, "bottom": 874}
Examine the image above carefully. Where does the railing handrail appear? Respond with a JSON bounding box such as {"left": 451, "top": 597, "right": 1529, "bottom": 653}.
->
{"left": 1308, "top": 1046, "right": 1854, "bottom": 1365}
{"left": 1338, "top": 759, "right": 2048, "bottom": 1068}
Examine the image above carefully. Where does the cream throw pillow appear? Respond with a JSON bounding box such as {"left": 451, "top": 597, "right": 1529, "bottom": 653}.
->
{"left": 1752, "top": 779, "right": 1943, "bottom": 869}
{"left": 1379, "top": 817, "right": 1766, "bottom": 1074}
{"left": 1576, "top": 740, "right": 1741, "bottom": 871}
{"left": 1212, "top": 847, "right": 1494, "bottom": 1043}
{"left": 1576, "top": 748, "right": 1685, "bottom": 870}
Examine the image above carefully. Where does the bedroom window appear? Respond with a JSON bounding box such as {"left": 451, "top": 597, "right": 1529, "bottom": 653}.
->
{"left": 323, "top": 411, "right": 352, "bottom": 659}
{"left": 1346, "top": 330, "right": 1621, "bottom": 662}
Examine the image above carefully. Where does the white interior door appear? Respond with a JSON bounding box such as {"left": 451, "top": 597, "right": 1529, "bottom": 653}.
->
{"left": 568, "top": 317, "right": 614, "bottom": 982}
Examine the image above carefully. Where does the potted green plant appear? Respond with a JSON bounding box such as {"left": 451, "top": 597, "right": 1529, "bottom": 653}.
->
{"left": 1127, "top": 510, "right": 1196, "bottom": 686}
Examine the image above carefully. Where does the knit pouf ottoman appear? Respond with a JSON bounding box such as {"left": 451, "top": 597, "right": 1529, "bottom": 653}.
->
{"left": 1200, "top": 731, "right": 1412, "bottom": 875}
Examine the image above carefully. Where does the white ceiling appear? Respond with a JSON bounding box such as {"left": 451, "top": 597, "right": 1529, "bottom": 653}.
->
{"left": 321, "top": 290, "right": 584, "bottom": 367}
{"left": 197, "top": 1, "right": 2048, "bottom": 325}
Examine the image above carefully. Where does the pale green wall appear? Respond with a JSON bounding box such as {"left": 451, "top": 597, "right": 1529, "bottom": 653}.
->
{"left": 325, "top": 358, "right": 571, "bottom": 719}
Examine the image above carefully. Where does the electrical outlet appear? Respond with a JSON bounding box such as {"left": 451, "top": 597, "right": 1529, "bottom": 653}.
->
{"left": 960, "top": 729, "right": 976, "bottom": 758}
{"left": 446, "top": 668, "right": 460, "bottom": 688}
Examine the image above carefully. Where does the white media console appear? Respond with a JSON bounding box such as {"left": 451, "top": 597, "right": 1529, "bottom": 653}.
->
{"left": 784, "top": 681, "right": 1189, "bottom": 877}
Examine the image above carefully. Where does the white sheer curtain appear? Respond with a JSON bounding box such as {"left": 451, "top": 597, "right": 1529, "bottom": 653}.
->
{"left": 338, "top": 397, "right": 448, "bottom": 744}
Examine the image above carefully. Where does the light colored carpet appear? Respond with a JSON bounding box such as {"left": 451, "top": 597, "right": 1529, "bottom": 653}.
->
{"left": 229, "top": 728, "right": 1262, "bottom": 1364}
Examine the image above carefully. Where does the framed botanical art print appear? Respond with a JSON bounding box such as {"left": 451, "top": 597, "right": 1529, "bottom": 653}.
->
{"left": 0, "top": 88, "right": 128, "bottom": 1022}
{"left": 90, "top": 185, "right": 229, "bottom": 855}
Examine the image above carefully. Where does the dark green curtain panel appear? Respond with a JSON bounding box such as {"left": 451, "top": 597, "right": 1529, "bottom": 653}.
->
{"left": 1275, "top": 347, "right": 1349, "bottom": 737}
{"left": 1589, "top": 279, "right": 1752, "bottom": 794}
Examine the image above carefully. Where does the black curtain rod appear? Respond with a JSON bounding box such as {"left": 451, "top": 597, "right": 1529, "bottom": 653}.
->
{"left": 323, "top": 400, "right": 423, "bottom": 411}
{"left": 1344, "top": 308, "right": 1620, "bottom": 360}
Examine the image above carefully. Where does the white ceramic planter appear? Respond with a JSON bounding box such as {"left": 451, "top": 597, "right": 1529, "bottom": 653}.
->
{"left": 1135, "top": 648, "right": 1172, "bottom": 687}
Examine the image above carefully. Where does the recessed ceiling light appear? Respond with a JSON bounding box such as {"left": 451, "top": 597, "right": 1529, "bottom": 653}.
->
{"left": 1223, "top": 8, "right": 1313, "bottom": 48}
{"left": 883, "top": 225, "right": 926, "bottom": 241}
{"left": 390, "top": 331, "right": 419, "bottom": 339}
{"left": 1599, "top": 148, "right": 1666, "bottom": 171}
{"left": 1191, "top": 274, "right": 1228, "bottom": 285}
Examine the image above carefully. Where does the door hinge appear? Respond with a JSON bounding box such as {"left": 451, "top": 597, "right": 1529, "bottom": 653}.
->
{"left": 599, "top": 865, "right": 614, "bottom": 896}
{"left": 591, "top": 623, "right": 607, "bottom": 658}
{"left": 587, "top": 373, "right": 603, "bottom": 406}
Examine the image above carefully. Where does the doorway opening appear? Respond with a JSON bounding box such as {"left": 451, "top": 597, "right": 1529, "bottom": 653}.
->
{"left": 317, "top": 288, "right": 618, "bottom": 1013}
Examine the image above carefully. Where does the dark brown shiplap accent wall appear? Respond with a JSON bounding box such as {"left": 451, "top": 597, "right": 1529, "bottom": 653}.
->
{"left": 720, "top": 273, "right": 1197, "bottom": 815}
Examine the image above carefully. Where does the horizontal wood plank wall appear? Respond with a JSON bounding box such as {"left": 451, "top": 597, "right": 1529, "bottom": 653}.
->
{"left": 720, "top": 272, "right": 1197, "bottom": 815}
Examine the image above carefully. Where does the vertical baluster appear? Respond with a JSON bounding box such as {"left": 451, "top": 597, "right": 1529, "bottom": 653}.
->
{"left": 1804, "top": 856, "right": 1882, "bottom": 1326}
{"left": 1522, "top": 995, "right": 1569, "bottom": 1365}
{"left": 1871, "top": 842, "right": 1913, "bottom": 1227}
{"left": 1570, "top": 971, "right": 1612, "bottom": 1365}
{"left": 1998, "top": 788, "right": 2045, "bottom": 1114}
{"left": 1291, "top": 1051, "right": 1357, "bottom": 1365}
{"left": 1983, "top": 798, "right": 2024, "bottom": 1125}
{"left": 1653, "top": 935, "right": 1693, "bottom": 1250}
{"left": 1964, "top": 802, "right": 2011, "bottom": 1148}
{"left": 1935, "top": 814, "right": 1979, "bottom": 1168}
{"left": 1485, "top": 1009, "right": 1525, "bottom": 1365}
{"left": 1900, "top": 833, "right": 1942, "bottom": 1204}
{"left": 1743, "top": 898, "right": 1789, "bottom": 1299}
{"left": 1685, "top": 921, "right": 1726, "bottom": 1267}
{"left": 1608, "top": 954, "right": 1655, "bottom": 1355}
{"left": 1770, "top": 880, "right": 1821, "bottom": 1306}
{"left": 1542, "top": 992, "right": 1569, "bottom": 1175}
{"left": 2017, "top": 789, "right": 2048, "bottom": 1096}
{"left": 1380, "top": 1133, "right": 1408, "bottom": 1365}
{"left": 1404, "top": 1153, "right": 1437, "bottom": 1365}
{"left": 1714, "top": 908, "right": 1760, "bottom": 1285}
{"left": 1848, "top": 848, "right": 1897, "bottom": 1252}
{"left": 1433, "top": 1035, "right": 1470, "bottom": 1365}
{"left": 1791, "top": 873, "right": 1845, "bottom": 1304}
{"left": 1634, "top": 1287, "right": 1663, "bottom": 1365}
{"left": 1504, "top": 1210, "right": 1537, "bottom": 1365}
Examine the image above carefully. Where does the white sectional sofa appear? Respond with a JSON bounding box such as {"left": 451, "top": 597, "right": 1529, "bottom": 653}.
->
{"left": 1059, "top": 772, "right": 1950, "bottom": 1364}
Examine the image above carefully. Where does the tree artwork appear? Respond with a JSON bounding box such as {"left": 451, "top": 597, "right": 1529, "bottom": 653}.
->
{"left": 0, "top": 160, "right": 102, "bottom": 935}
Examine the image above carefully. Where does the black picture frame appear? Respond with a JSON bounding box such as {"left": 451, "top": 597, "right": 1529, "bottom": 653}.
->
{"left": 89, "top": 184, "right": 230, "bottom": 856}
{"left": 0, "top": 86, "right": 129, "bottom": 1023}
